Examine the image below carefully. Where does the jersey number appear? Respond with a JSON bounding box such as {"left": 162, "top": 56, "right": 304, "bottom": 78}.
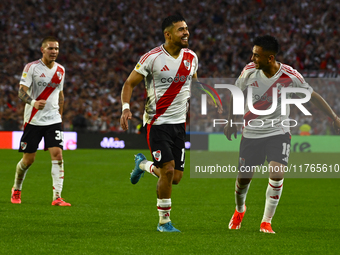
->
{"left": 282, "top": 142, "right": 290, "bottom": 157}
{"left": 55, "top": 130, "right": 64, "bottom": 146}
{"left": 180, "top": 148, "right": 185, "bottom": 168}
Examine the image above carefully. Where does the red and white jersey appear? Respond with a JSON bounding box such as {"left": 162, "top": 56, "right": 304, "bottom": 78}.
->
{"left": 134, "top": 45, "right": 198, "bottom": 125}
{"left": 236, "top": 62, "right": 313, "bottom": 138}
{"left": 20, "top": 59, "right": 65, "bottom": 126}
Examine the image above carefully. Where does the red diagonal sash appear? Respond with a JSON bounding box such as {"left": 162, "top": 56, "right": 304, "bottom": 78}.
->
{"left": 26, "top": 66, "right": 64, "bottom": 125}
{"left": 150, "top": 52, "right": 194, "bottom": 125}
{"left": 244, "top": 73, "right": 292, "bottom": 125}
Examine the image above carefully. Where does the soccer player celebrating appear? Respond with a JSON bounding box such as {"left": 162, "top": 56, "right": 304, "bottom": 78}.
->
{"left": 120, "top": 14, "right": 198, "bottom": 232}
{"left": 224, "top": 35, "right": 340, "bottom": 233}
{"left": 11, "top": 36, "right": 71, "bottom": 206}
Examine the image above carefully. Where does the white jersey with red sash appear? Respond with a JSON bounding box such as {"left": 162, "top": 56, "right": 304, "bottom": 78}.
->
{"left": 20, "top": 59, "right": 65, "bottom": 126}
{"left": 134, "top": 45, "right": 198, "bottom": 125}
{"left": 236, "top": 62, "right": 313, "bottom": 138}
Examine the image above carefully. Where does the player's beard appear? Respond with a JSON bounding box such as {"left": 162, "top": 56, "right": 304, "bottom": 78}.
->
{"left": 175, "top": 38, "right": 189, "bottom": 49}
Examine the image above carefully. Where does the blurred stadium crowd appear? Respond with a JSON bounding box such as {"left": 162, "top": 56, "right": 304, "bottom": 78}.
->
{"left": 1, "top": 0, "right": 339, "bottom": 134}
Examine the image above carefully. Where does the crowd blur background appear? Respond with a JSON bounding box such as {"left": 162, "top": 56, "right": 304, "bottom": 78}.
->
{"left": 1, "top": 0, "right": 339, "bottom": 135}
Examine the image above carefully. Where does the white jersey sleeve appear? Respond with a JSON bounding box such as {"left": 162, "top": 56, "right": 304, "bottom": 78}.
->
{"left": 235, "top": 63, "right": 256, "bottom": 91}
{"left": 134, "top": 47, "right": 163, "bottom": 77}
{"left": 281, "top": 64, "right": 313, "bottom": 97}
{"left": 20, "top": 60, "right": 40, "bottom": 88}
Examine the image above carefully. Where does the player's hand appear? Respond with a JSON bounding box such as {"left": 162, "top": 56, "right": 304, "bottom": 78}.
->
{"left": 224, "top": 121, "right": 237, "bottom": 141}
{"left": 207, "top": 96, "right": 223, "bottom": 114}
{"left": 333, "top": 116, "right": 340, "bottom": 134}
{"left": 120, "top": 109, "right": 132, "bottom": 131}
{"left": 34, "top": 100, "right": 46, "bottom": 110}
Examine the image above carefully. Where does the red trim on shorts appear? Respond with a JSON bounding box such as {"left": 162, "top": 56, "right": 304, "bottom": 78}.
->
{"left": 146, "top": 124, "right": 152, "bottom": 153}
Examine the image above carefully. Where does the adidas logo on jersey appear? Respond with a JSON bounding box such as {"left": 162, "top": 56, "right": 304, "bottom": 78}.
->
{"left": 250, "top": 81, "right": 259, "bottom": 87}
{"left": 40, "top": 73, "right": 46, "bottom": 77}
{"left": 161, "top": 65, "right": 169, "bottom": 71}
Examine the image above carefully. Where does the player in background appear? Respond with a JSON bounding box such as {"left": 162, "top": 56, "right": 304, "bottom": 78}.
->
{"left": 224, "top": 35, "right": 340, "bottom": 233}
{"left": 120, "top": 14, "right": 221, "bottom": 232}
{"left": 11, "top": 36, "right": 71, "bottom": 206}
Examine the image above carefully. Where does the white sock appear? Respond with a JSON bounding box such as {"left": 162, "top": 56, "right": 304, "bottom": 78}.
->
{"left": 235, "top": 179, "right": 251, "bottom": 213}
{"left": 262, "top": 178, "right": 284, "bottom": 223}
{"left": 140, "top": 160, "right": 158, "bottom": 177}
{"left": 157, "top": 198, "right": 171, "bottom": 224}
{"left": 13, "top": 159, "right": 29, "bottom": 190}
{"left": 51, "top": 160, "right": 64, "bottom": 200}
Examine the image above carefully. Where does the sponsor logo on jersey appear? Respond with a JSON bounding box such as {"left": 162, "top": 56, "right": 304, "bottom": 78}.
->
{"left": 254, "top": 92, "right": 273, "bottom": 103}
{"left": 184, "top": 60, "right": 191, "bottom": 71}
{"left": 153, "top": 150, "right": 162, "bottom": 161}
{"left": 135, "top": 63, "right": 141, "bottom": 70}
{"left": 161, "top": 74, "right": 192, "bottom": 83}
{"left": 20, "top": 79, "right": 26, "bottom": 83}
{"left": 40, "top": 73, "right": 46, "bottom": 77}
{"left": 21, "top": 142, "right": 27, "bottom": 150}
{"left": 37, "top": 81, "right": 60, "bottom": 88}
{"left": 23, "top": 72, "right": 27, "bottom": 78}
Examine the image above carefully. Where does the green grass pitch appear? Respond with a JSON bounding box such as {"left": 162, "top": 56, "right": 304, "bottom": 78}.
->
{"left": 0, "top": 149, "right": 339, "bottom": 254}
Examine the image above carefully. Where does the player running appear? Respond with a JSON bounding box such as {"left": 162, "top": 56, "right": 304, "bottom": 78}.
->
{"left": 224, "top": 35, "right": 340, "bottom": 233}
{"left": 120, "top": 14, "right": 201, "bottom": 232}
{"left": 11, "top": 36, "right": 71, "bottom": 206}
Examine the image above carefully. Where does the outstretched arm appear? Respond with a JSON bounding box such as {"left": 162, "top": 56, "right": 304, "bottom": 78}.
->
{"left": 120, "top": 70, "right": 144, "bottom": 131}
{"left": 310, "top": 91, "right": 340, "bottom": 133}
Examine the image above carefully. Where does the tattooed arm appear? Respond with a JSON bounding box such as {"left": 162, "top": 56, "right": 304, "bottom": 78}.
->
{"left": 18, "top": 85, "right": 46, "bottom": 110}
{"left": 59, "top": 91, "right": 64, "bottom": 117}
{"left": 18, "top": 85, "right": 34, "bottom": 105}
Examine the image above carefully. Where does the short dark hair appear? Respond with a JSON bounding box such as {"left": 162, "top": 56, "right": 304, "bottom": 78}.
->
{"left": 253, "top": 35, "right": 279, "bottom": 55}
{"left": 161, "top": 13, "right": 186, "bottom": 33}
{"left": 41, "top": 36, "right": 59, "bottom": 47}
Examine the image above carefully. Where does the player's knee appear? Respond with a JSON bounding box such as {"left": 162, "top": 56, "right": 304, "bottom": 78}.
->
{"left": 50, "top": 148, "right": 63, "bottom": 161}
{"left": 22, "top": 154, "right": 35, "bottom": 167}
{"left": 160, "top": 162, "right": 175, "bottom": 180}
{"left": 172, "top": 171, "right": 183, "bottom": 185}
{"left": 172, "top": 177, "right": 181, "bottom": 185}
{"left": 238, "top": 177, "right": 252, "bottom": 185}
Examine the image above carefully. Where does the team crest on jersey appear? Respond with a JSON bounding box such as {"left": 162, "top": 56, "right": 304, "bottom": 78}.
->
{"left": 184, "top": 60, "right": 191, "bottom": 71}
{"left": 153, "top": 150, "right": 162, "bottom": 161}
{"left": 239, "top": 157, "right": 245, "bottom": 167}
{"left": 21, "top": 142, "right": 27, "bottom": 150}
{"left": 57, "top": 71, "right": 62, "bottom": 80}
{"left": 135, "top": 63, "right": 141, "bottom": 70}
